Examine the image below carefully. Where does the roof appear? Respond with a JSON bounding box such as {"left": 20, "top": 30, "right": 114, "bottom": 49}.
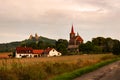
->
{"left": 16, "top": 47, "right": 33, "bottom": 53}
{"left": 33, "top": 50, "right": 44, "bottom": 54}
{"left": 76, "top": 36, "right": 83, "bottom": 42}
{"left": 71, "top": 25, "right": 75, "bottom": 34}
{"left": 16, "top": 47, "right": 33, "bottom": 50}
{"left": 44, "top": 48, "right": 53, "bottom": 53}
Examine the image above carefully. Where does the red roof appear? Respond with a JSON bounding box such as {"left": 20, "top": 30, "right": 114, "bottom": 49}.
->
{"left": 33, "top": 50, "right": 44, "bottom": 54}
{"left": 76, "top": 36, "right": 83, "bottom": 42}
{"left": 44, "top": 48, "right": 53, "bottom": 53}
{"left": 71, "top": 25, "right": 75, "bottom": 34}
{"left": 16, "top": 47, "right": 33, "bottom": 53}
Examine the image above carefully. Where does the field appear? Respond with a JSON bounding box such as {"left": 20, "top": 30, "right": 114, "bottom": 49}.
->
{"left": 0, "top": 52, "right": 11, "bottom": 58}
{"left": 0, "top": 53, "right": 117, "bottom": 80}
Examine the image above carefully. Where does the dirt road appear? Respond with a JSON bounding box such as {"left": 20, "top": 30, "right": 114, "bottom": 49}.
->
{"left": 74, "top": 60, "right": 120, "bottom": 80}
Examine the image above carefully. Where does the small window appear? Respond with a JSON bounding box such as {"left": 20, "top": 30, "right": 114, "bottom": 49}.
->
{"left": 53, "top": 50, "right": 54, "bottom": 52}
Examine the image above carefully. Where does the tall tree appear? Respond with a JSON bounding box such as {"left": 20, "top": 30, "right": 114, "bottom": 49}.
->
{"left": 112, "top": 40, "right": 120, "bottom": 55}
{"left": 79, "top": 41, "right": 94, "bottom": 53}
{"left": 56, "top": 39, "right": 68, "bottom": 55}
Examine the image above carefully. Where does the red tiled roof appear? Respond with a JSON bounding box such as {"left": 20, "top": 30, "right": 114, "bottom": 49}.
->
{"left": 16, "top": 47, "right": 33, "bottom": 53}
{"left": 16, "top": 47, "right": 33, "bottom": 50}
{"left": 33, "top": 50, "right": 44, "bottom": 54}
{"left": 44, "top": 48, "right": 53, "bottom": 53}
{"left": 76, "top": 36, "right": 83, "bottom": 42}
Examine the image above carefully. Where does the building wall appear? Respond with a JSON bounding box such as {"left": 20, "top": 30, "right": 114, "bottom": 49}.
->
{"left": 47, "top": 49, "right": 61, "bottom": 57}
{"left": 16, "top": 52, "right": 33, "bottom": 58}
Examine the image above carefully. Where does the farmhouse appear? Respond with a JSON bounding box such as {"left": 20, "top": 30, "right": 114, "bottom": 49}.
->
{"left": 33, "top": 49, "right": 44, "bottom": 57}
{"left": 15, "top": 47, "right": 61, "bottom": 58}
{"left": 44, "top": 48, "right": 62, "bottom": 57}
{"left": 15, "top": 47, "right": 33, "bottom": 58}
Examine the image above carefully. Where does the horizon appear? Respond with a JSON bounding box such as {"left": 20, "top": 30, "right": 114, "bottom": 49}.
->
{"left": 0, "top": 0, "right": 120, "bottom": 43}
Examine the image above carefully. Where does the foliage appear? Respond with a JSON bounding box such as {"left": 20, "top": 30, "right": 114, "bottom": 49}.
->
{"left": 0, "top": 36, "right": 56, "bottom": 52}
{"left": 0, "top": 42, "right": 20, "bottom": 52}
{"left": 56, "top": 39, "right": 68, "bottom": 55}
{"left": 79, "top": 41, "right": 94, "bottom": 53}
{"left": 21, "top": 36, "right": 56, "bottom": 49}
{"left": 79, "top": 37, "right": 120, "bottom": 54}
{"left": 112, "top": 40, "right": 120, "bottom": 55}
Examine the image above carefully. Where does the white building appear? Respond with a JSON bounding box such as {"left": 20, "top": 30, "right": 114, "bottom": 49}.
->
{"left": 15, "top": 47, "right": 33, "bottom": 58}
{"left": 15, "top": 47, "right": 62, "bottom": 58}
{"left": 44, "top": 48, "right": 62, "bottom": 57}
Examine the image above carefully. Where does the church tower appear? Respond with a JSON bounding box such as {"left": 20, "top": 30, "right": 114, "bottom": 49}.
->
{"left": 70, "top": 25, "right": 75, "bottom": 39}
{"left": 69, "top": 25, "right": 75, "bottom": 45}
{"left": 68, "top": 24, "right": 83, "bottom": 52}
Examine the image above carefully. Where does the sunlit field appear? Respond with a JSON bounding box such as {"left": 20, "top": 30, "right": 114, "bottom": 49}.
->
{"left": 0, "top": 53, "right": 117, "bottom": 80}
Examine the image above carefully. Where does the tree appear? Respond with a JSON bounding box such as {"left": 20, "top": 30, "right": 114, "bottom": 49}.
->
{"left": 104, "top": 38, "right": 114, "bottom": 52}
{"left": 92, "top": 37, "right": 105, "bottom": 46}
{"left": 79, "top": 41, "right": 94, "bottom": 53}
{"left": 56, "top": 39, "right": 68, "bottom": 55}
{"left": 92, "top": 37, "right": 114, "bottom": 53}
{"left": 112, "top": 40, "right": 120, "bottom": 55}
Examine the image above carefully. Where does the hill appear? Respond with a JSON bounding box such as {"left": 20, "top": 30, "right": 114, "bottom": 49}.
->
{"left": 21, "top": 36, "right": 56, "bottom": 49}
{"left": 0, "top": 36, "right": 56, "bottom": 52}
{"left": 0, "top": 42, "right": 21, "bottom": 52}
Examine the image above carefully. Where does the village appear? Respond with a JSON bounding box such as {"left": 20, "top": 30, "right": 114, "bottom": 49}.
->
{"left": 14, "top": 25, "right": 83, "bottom": 58}
{"left": 15, "top": 47, "right": 62, "bottom": 58}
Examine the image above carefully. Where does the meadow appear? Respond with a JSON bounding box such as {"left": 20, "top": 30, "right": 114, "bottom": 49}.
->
{"left": 0, "top": 53, "right": 117, "bottom": 80}
{"left": 0, "top": 52, "right": 10, "bottom": 58}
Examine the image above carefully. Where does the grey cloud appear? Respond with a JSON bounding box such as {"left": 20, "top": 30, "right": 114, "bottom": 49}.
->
{"left": 0, "top": 0, "right": 120, "bottom": 43}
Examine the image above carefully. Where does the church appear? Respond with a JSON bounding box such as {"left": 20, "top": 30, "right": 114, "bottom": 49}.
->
{"left": 68, "top": 25, "right": 83, "bottom": 52}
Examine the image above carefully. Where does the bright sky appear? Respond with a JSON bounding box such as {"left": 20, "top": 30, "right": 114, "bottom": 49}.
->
{"left": 0, "top": 0, "right": 120, "bottom": 43}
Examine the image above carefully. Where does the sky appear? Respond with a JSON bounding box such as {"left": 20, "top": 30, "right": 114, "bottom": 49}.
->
{"left": 0, "top": 0, "right": 120, "bottom": 43}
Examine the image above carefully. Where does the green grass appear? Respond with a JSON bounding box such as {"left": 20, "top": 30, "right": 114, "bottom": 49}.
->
{"left": 51, "top": 58, "right": 120, "bottom": 80}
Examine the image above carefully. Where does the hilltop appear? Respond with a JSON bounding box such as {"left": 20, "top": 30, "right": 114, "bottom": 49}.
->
{"left": 0, "top": 34, "right": 56, "bottom": 52}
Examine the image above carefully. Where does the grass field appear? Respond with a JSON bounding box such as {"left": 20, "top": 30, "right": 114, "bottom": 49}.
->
{"left": 0, "top": 52, "right": 11, "bottom": 58}
{"left": 0, "top": 53, "right": 117, "bottom": 80}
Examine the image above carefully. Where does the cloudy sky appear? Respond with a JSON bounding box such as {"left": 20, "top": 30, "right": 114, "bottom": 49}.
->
{"left": 0, "top": 0, "right": 120, "bottom": 43}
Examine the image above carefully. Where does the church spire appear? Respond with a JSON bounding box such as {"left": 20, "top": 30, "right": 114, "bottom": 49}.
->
{"left": 77, "top": 32, "right": 79, "bottom": 36}
{"left": 71, "top": 24, "right": 75, "bottom": 34}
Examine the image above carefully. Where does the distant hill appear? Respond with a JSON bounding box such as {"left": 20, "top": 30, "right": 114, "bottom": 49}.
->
{"left": 0, "top": 42, "right": 21, "bottom": 52}
{"left": 39, "top": 36, "right": 56, "bottom": 45}
{"left": 0, "top": 35, "right": 56, "bottom": 52}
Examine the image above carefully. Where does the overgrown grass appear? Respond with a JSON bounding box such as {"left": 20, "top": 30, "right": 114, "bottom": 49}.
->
{"left": 51, "top": 58, "right": 120, "bottom": 80}
{"left": 0, "top": 54, "right": 118, "bottom": 80}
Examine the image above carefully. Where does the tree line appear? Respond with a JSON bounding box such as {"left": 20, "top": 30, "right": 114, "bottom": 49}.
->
{"left": 0, "top": 36, "right": 120, "bottom": 55}
{"left": 55, "top": 37, "right": 120, "bottom": 55}
{"left": 79, "top": 37, "right": 120, "bottom": 55}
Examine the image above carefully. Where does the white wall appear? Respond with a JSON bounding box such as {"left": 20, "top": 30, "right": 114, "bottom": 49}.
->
{"left": 16, "top": 52, "right": 33, "bottom": 58}
{"left": 47, "top": 49, "right": 62, "bottom": 57}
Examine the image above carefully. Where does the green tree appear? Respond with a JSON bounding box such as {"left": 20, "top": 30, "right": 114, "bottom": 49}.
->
{"left": 92, "top": 37, "right": 105, "bottom": 46}
{"left": 79, "top": 41, "right": 94, "bottom": 53}
{"left": 104, "top": 38, "right": 114, "bottom": 52}
{"left": 112, "top": 40, "right": 120, "bottom": 55}
{"left": 93, "top": 46, "right": 102, "bottom": 53}
{"left": 56, "top": 39, "right": 68, "bottom": 55}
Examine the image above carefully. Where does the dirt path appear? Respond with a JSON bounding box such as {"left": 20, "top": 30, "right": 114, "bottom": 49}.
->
{"left": 74, "top": 60, "right": 120, "bottom": 80}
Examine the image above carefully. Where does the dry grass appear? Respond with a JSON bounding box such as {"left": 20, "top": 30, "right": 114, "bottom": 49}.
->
{"left": 0, "top": 54, "right": 111, "bottom": 66}
{"left": 0, "top": 52, "right": 11, "bottom": 59}
{"left": 0, "top": 54, "right": 117, "bottom": 80}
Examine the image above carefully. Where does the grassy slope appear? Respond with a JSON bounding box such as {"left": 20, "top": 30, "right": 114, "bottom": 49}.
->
{"left": 51, "top": 58, "right": 120, "bottom": 80}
